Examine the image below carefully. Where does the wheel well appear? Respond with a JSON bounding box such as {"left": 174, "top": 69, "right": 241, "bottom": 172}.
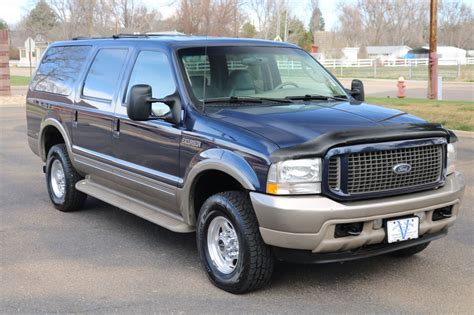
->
{"left": 192, "top": 170, "right": 245, "bottom": 218}
{"left": 43, "top": 126, "right": 65, "bottom": 157}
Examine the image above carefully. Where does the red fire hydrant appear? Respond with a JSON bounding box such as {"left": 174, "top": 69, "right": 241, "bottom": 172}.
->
{"left": 397, "top": 76, "right": 406, "bottom": 98}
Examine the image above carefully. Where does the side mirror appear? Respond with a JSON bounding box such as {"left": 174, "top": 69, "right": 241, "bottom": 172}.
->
{"left": 127, "top": 84, "right": 179, "bottom": 124}
{"left": 350, "top": 79, "right": 365, "bottom": 102}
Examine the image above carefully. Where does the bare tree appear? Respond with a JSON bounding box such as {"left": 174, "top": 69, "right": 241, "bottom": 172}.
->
{"left": 337, "top": 0, "right": 430, "bottom": 48}
{"left": 337, "top": 2, "right": 364, "bottom": 46}
{"left": 439, "top": 0, "right": 474, "bottom": 49}
{"left": 247, "top": 0, "right": 276, "bottom": 39}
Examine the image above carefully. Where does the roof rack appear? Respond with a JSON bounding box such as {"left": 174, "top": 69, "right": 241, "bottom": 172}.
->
{"left": 72, "top": 32, "right": 186, "bottom": 41}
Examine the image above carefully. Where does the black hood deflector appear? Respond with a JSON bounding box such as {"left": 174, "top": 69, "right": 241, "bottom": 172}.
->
{"left": 270, "top": 123, "right": 457, "bottom": 163}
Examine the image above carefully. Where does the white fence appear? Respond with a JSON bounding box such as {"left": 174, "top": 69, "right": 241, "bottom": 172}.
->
{"left": 321, "top": 58, "right": 474, "bottom": 68}
{"left": 183, "top": 57, "right": 473, "bottom": 80}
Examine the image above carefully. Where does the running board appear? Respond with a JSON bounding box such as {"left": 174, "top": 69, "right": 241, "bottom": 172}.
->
{"left": 76, "top": 179, "right": 194, "bottom": 233}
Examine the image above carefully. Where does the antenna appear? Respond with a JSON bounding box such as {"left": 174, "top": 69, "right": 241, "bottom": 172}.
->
{"left": 202, "top": 19, "right": 209, "bottom": 112}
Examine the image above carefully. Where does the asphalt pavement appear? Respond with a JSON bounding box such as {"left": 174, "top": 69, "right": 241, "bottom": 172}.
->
{"left": 339, "top": 78, "right": 474, "bottom": 102}
{"left": 1, "top": 105, "right": 473, "bottom": 314}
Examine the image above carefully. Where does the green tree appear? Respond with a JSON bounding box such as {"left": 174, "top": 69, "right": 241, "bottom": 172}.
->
{"left": 24, "top": 0, "right": 57, "bottom": 35}
{"left": 241, "top": 22, "right": 257, "bottom": 38}
{"left": 0, "top": 19, "right": 8, "bottom": 30}
{"left": 309, "top": 7, "right": 325, "bottom": 32}
{"left": 287, "top": 17, "right": 312, "bottom": 49}
{"left": 319, "top": 15, "right": 325, "bottom": 32}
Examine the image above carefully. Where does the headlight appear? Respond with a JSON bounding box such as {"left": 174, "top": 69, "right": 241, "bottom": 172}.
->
{"left": 267, "top": 158, "right": 322, "bottom": 195}
{"left": 447, "top": 143, "right": 457, "bottom": 175}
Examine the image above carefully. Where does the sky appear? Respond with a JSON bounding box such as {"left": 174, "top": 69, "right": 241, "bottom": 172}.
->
{"left": 0, "top": 0, "right": 473, "bottom": 32}
{"left": 0, "top": 0, "right": 339, "bottom": 30}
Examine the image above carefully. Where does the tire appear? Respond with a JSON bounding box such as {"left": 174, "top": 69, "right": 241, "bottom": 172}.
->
{"left": 196, "top": 191, "right": 274, "bottom": 294}
{"left": 389, "top": 242, "right": 431, "bottom": 257}
{"left": 45, "top": 144, "right": 87, "bottom": 212}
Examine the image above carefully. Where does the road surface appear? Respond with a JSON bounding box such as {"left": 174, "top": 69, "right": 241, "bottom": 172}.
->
{"left": 340, "top": 78, "right": 474, "bottom": 102}
{"left": 1, "top": 105, "right": 473, "bottom": 313}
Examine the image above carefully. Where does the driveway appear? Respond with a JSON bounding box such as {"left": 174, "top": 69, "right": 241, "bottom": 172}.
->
{"left": 1, "top": 105, "right": 473, "bottom": 313}
{"left": 340, "top": 78, "right": 474, "bottom": 102}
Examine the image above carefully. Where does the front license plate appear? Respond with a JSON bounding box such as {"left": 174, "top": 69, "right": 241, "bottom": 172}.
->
{"left": 386, "top": 217, "right": 419, "bottom": 243}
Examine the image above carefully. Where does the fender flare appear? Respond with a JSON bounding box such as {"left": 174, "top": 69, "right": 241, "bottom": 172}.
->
{"left": 39, "top": 118, "right": 73, "bottom": 162}
{"left": 179, "top": 148, "right": 262, "bottom": 224}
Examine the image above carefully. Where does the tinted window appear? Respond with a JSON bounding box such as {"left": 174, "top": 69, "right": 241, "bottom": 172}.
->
{"left": 32, "top": 46, "right": 91, "bottom": 95}
{"left": 125, "top": 51, "right": 176, "bottom": 102}
{"left": 83, "top": 48, "right": 128, "bottom": 100}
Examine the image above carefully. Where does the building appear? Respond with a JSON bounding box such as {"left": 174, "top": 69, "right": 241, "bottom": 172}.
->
{"left": 366, "top": 46, "right": 411, "bottom": 60}
{"left": 341, "top": 47, "right": 359, "bottom": 62}
{"left": 342, "top": 46, "right": 411, "bottom": 61}
{"left": 407, "top": 46, "right": 467, "bottom": 65}
{"left": 18, "top": 35, "right": 49, "bottom": 67}
{"left": 0, "top": 30, "right": 11, "bottom": 96}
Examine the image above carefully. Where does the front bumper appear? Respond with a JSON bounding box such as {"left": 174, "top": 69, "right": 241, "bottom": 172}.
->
{"left": 250, "top": 172, "right": 465, "bottom": 253}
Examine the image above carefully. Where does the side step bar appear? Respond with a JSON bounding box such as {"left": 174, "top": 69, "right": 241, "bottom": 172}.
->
{"left": 76, "top": 178, "right": 195, "bottom": 233}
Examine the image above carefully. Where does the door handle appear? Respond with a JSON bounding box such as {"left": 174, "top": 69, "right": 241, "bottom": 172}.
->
{"left": 72, "top": 110, "right": 78, "bottom": 128}
{"left": 113, "top": 118, "right": 120, "bottom": 138}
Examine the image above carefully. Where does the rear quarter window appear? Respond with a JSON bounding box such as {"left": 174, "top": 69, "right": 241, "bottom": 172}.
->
{"left": 31, "top": 46, "right": 92, "bottom": 95}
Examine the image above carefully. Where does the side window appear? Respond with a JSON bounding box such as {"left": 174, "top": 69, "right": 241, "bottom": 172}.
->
{"left": 83, "top": 48, "right": 128, "bottom": 100}
{"left": 32, "top": 46, "right": 92, "bottom": 95}
{"left": 125, "top": 51, "right": 176, "bottom": 102}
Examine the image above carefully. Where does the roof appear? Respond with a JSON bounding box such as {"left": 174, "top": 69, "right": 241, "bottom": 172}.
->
{"left": 53, "top": 34, "right": 299, "bottom": 49}
{"left": 366, "top": 46, "right": 411, "bottom": 55}
{"left": 421, "top": 45, "right": 466, "bottom": 52}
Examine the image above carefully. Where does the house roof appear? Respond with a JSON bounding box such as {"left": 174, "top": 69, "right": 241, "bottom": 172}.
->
{"left": 421, "top": 46, "right": 466, "bottom": 52}
{"left": 366, "top": 46, "right": 411, "bottom": 55}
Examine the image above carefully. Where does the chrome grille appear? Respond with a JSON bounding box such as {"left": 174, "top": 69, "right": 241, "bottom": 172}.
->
{"left": 328, "top": 156, "right": 340, "bottom": 191}
{"left": 327, "top": 141, "right": 445, "bottom": 198}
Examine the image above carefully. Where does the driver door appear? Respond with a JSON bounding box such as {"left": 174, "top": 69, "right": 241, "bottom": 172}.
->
{"left": 112, "top": 49, "right": 182, "bottom": 214}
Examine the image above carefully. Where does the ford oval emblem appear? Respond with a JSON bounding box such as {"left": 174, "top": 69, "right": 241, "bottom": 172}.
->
{"left": 393, "top": 163, "right": 412, "bottom": 174}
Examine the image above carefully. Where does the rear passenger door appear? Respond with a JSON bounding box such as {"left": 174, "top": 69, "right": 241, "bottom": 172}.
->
{"left": 72, "top": 47, "right": 129, "bottom": 159}
{"left": 112, "top": 50, "right": 182, "bottom": 212}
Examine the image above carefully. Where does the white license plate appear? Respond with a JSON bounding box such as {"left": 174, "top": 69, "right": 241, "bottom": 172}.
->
{"left": 386, "top": 217, "right": 419, "bottom": 243}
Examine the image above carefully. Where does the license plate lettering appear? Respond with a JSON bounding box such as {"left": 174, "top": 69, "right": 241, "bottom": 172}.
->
{"left": 387, "top": 217, "right": 419, "bottom": 243}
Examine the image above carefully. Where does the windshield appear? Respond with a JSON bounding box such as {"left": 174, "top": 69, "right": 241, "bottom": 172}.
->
{"left": 178, "top": 46, "right": 346, "bottom": 106}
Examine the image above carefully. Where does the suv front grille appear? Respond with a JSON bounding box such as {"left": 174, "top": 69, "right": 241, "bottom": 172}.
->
{"left": 326, "top": 139, "right": 446, "bottom": 200}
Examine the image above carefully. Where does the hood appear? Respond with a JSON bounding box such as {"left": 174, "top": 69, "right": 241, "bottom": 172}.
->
{"left": 207, "top": 101, "right": 426, "bottom": 148}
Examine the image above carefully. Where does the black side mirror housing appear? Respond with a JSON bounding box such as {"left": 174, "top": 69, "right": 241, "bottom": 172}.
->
{"left": 127, "top": 84, "right": 180, "bottom": 124}
{"left": 350, "top": 79, "right": 365, "bottom": 102}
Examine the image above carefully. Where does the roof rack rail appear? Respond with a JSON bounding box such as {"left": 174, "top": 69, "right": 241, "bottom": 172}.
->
{"left": 72, "top": 36, "right": 110, "bottom": 40}
{"left": 71, "top": 32, "right": 186, "bottom": 41}
{"left": 112, "top": 33, "right": 149, "bottom": 38}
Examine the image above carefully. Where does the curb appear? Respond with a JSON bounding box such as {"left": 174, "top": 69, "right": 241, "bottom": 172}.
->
{"left": 453, "top": 130, "right": 474, "bottom": 138}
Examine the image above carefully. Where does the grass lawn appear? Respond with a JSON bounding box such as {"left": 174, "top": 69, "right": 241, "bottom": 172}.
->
{"left": 10, "top": 75, "right": 31, "bottom": 86}
{"left": 367, "top": 97, "right": 474, "bottom": 131}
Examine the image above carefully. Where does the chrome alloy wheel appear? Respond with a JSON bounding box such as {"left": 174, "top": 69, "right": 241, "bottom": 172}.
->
{"left": 50, "top": 159, "right": 66, "bottom": 199}
{"left": 207, "top": 216, "right": 240, "bottom": 274}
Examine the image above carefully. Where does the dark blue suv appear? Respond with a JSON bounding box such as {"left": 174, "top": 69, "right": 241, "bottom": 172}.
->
{"left": 26, "top": 35, "right": 465, "bottom": 293}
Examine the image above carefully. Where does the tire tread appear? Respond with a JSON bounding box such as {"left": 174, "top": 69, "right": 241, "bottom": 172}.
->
{"left": 46, "top": 144, "right": 87, "bottom": 212}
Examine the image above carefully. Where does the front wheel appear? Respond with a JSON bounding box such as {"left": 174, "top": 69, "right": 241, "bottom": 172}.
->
{"left": 196, "top": 191, "right": 274, "bottom": 294}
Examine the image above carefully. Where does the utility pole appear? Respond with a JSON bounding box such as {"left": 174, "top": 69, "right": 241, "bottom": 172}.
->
{"left": 428, "top": 0, "right": 438, "bottom": 99}
{"left": 275, "top": 0, "right": 281, "bottom": 39}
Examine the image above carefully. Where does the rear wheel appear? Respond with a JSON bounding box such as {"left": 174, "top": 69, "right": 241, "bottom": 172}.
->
{"left": 389, "top": 242, "right": 431, "bottom": 257}
{"left": 46, "top": 144, "right": 87, "bottom": 212}
{"left": 196, "top": 191, "right": 274, "bottom": 294}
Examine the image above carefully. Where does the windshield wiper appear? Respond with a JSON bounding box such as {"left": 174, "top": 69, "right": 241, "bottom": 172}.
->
{"left": 204, "top": 96, "right": 263, "bottom": 104}
{"left": 286, "top": 94, "right": 349, "bottom": 102}
{"left": 204, "top": 96, "right": 294, "bottom": 105}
